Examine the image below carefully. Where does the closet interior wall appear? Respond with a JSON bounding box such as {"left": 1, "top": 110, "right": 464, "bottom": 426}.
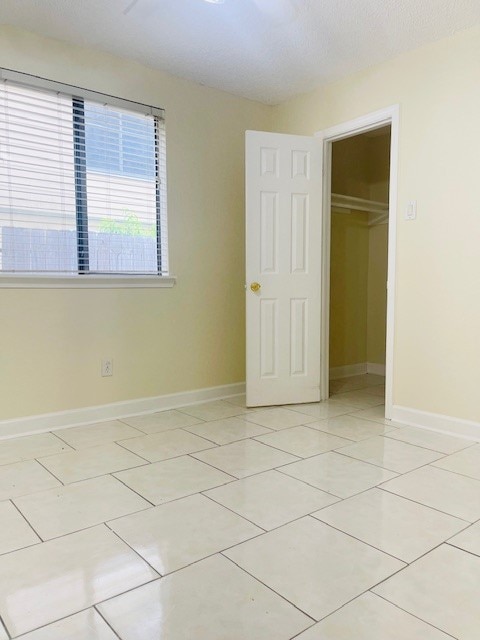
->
{"left": 329, "top": 127, "right": 391, "bottom": 378}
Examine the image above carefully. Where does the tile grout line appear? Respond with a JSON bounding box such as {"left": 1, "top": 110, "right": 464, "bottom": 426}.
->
{"left": 305, "top": 514, "right": 410, "bottom": 564}
{"left": 34, "top": 456, "right": 66, "bottom": 486}
{"left": 41, "top": 459, "right": 151, "bottom": 487}
{"left": 0, "top": 537, "right": 42, "bottom": 560}
{"left": 332, "top": 446, "right": 448, "bottom": 474}
{"left": 220, "top": 552, "right": 318, "bottom": 625}
{"left": 93, "top": 606, "right": 123, "bottom": 639}
{"left": 287, "top": 620, "right": 319, "bottom": 640}
{"left": 201, "top": 482, "right": 342, "bottom": 532}
{"left": 178, "top": 426, "right": 222, "bottom": 445}
{"left": 313, "top": 487, "right": 473, "bottom": 534}
{"left": 108, "top": 457, "right": 239, "bottom": 510}
{"left": 117, "top": 414, "right": 206, "bottom": 432}
{"left": 11, "top": 514, "right": 154, "bottom": 547}
{"left": 300, "top": 560, "right": 411, "bottom": 628}
{"left": 371, "top": 590, "right": 458, "bottom": 639}
{"left": 185, "top": 452, "right": 246, "bottom": 479}
{"left": 310, "top": 421, "right": 400, "bottom": 440}
{"left": 93, "top": 538, "right": 322, "bottom": 624}
{"left": 445, "top": 540, "right": 480, "bottom": 561}
{"left": 187, "top": 448, "right": 307, "bottom": 482}
{"left": 250, "top": 431, "right": 355, "bottom": 457}
{"left": 107, "top": 472, "right": 157, "bottom": 508}
{"left": 382, "top": 431, "right": 477, "bottom": 455}
{"left": 181, "top": 419, "right": 275, "bottom": 440}
{"left": 274, "top": 466, "right": 345, "bottom": 500}
{"left": 200, "top": 492, "right": 268, "bottom": 533}
{"left": 47, "top": 431, "right": 76, "bottom": 450}
{"left": 116, "top": 427, "right": 220, "bottom": 449}
{"left": 52, "top": 425, "right": 151, "bottom": 451}
{"left": 274, "top": 449, "right": 399, "bottom": 476}
{"left": 368, "top": 539, "right": 450, "bottom": 593}
{"left": 8, "top": 607, "right": 97, "bottom": 639}
{"left": 106, "top": 526, "right": 162, "bottom": 578}
{"left": 376, "top": 484, "right": 476, "bottom": 523}
{"left": 175, "top": 405, "right": 254, "bottom": 422}
{"left": 115, "top": 443, "right": 217, "bottom": 463}
{"left": 430, "top": 459, "right": 480, "bottom": 483}
{"left": 0, "top": 615, "right": 10, "bottom": 640}
{"left": 114, "top": 440, "right": 153, "bottom": 462}
{"left": 9, "top": 499, "right": 45, "bottom": 543}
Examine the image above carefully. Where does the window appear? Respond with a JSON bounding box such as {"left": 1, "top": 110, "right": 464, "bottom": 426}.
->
{"left": 0, "top": 70, "right": 168, "bottom": 278}
{"left": 84, "top": 103, "right": 156, "bottom": 179}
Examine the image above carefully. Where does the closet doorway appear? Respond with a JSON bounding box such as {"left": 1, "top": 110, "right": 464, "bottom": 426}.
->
{"left": 330, "top": 125, "right": 390, "bottom": 385}
{"left": 318, "top": 107, "right": 399, "bottom": 418}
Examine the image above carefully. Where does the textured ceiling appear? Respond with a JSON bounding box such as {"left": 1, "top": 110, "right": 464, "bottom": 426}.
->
{"left": 0, "top": 0, "right": 479, "bottom": 104}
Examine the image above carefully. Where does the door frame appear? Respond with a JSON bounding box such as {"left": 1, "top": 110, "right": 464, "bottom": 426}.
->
{"left": 316, "top": 105, "right": 399, "bottom": 418}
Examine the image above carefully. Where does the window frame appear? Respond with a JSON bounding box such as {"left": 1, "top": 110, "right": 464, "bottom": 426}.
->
{"left": 0, "top": 68, "right": 174, "bottom": 289}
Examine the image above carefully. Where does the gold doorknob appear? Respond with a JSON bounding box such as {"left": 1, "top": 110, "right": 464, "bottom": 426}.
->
{"left": 250, "top": 282, "right": 261, "bottom": 293}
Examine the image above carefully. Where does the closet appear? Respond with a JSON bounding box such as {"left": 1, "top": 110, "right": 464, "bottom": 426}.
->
{"left": 329, "top": 126, "right": 391, "bottom": 386}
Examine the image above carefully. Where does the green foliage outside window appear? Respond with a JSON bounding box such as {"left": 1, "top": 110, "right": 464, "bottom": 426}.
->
{"left": 98, "top": 212, "right": 156, "bottom": 238}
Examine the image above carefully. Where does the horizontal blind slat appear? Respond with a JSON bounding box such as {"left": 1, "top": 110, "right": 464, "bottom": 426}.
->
{"left": 1, "top": 74, "right": 168, "bottom": 276}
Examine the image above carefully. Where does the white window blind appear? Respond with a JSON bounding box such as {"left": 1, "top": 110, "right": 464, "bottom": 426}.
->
{"left": 0, "top": 71, "right": 168, "bottom": 276}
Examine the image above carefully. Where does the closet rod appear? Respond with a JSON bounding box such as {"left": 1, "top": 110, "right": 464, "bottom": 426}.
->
{"left": 331, "top": 192, "right": 388, "bottom": 215}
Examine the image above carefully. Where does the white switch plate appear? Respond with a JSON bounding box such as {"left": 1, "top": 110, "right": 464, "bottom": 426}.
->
{"left": 405, "top": 200, "right": 417, "bottom": 220}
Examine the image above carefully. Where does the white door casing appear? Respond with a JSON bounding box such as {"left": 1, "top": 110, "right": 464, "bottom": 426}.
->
{"left": 246, "top": 130, "right": 323, "bottom": 407}
{"left": 317, "top": 105, "right": 399, "bottom": 416}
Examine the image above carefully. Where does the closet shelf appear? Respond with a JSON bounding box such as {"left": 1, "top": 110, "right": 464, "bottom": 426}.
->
{"left": 331, "top": 193, "right": 388, "bottom": 214}
{"left": 331, "top": 193, "right": 388, "bottom": 226}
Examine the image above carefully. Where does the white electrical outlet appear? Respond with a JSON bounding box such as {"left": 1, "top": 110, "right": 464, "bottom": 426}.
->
{"left": 101, "top": 358, "right": 113, "bottom": 377}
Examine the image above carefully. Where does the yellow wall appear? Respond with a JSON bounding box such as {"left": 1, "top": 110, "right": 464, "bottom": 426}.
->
{"left": 330, "top": 215, "right": 389, "bottom": 370}
{"left": 0, "top": 26, "right": 271, "bottom": 420}
{"left": 329, "top": 211, "right": 369, "bottom": 368}
{"left": 368, "top": 132, "right": 391, "bottom": 203}
{"left": 331, "top": 135, "right": 371, "bottom": 199}
{"left": 274, "top": 25, "right": 480, "bottom": 421}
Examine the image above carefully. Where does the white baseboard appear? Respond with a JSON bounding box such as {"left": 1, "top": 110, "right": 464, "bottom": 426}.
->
{"left": 329, "top": 363, "right": 367, "bottom": 380}
{"left": 391, "top": 405, "right": 480, "bottom": 441}
{"left": 0, "top": 382, "right": 246, "bottom": 441}
{"left": 329, "top": 362, "right": 385, "bottom": 380}
{"left": 367, "top": 362, "right": 386, "bottom": 376}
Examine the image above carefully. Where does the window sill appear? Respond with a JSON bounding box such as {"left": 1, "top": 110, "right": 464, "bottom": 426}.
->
{"left": 0, "top": 274, "right": 176, "bottom": 289}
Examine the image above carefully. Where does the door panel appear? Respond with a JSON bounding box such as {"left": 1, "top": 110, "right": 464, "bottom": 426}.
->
{"left": 246, "top": 131, "right": 323, "bottom": 407}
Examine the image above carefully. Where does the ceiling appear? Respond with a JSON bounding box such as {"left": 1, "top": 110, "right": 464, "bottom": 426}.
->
{"left": 0, "top": 0, "right": 478, "bottom": 104}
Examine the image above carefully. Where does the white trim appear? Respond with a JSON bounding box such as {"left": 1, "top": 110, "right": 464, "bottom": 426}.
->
{"left": 0, "top": 382, "right": 245, "bottom": 440}
{"left": 0, "top": 274, "right": 176, "bottom": 289}
{"left": 317, "top": 105, "right": 399, "bottom": 422}
{"left": 329, "top": 362, "right": 386, "bottom": 379}
{"left": 318, "top": 106, "right": 396, "bottom": 141}
{"left": 329, "top": 363, "right": 367, "bottom": 380}
{"left": 391, "top": 405, "right": 480, "bottom": 442}
{"left": 367, "top": 362, "right": 386, "bottom": 376}
{"left": 319, "top": 131, "right": 330, "bottom": 401}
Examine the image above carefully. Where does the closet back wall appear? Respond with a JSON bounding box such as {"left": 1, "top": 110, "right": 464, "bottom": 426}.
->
{"left": 330, "top": 131, "right": 390, "bottom": 373}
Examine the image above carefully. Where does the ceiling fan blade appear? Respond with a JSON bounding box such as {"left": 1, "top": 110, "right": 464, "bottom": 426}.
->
{"left": 123, "top": 0, "right": 140, "bottom": 16}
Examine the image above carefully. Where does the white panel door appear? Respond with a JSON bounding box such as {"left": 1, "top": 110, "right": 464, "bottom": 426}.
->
{"left": 246, "top": 130, "right": 323, "bottom": 407}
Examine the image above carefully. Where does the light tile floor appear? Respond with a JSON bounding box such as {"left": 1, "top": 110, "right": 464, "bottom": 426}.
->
{"left": 0, "top": 375, "right": 479, "bottom": 638}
